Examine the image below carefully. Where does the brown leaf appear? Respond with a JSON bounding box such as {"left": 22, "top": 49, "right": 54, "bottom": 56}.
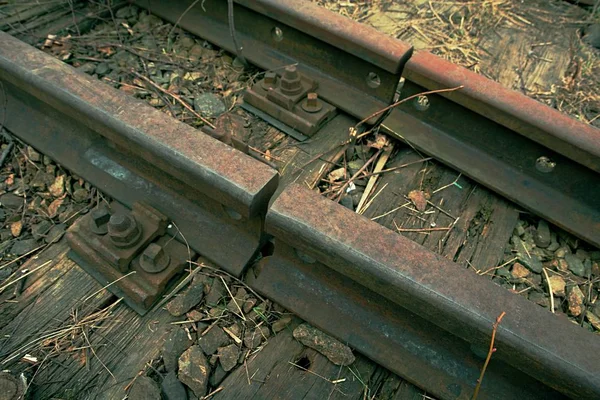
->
{"left": 5, "top": 173, "right": 14, "bottom": 186}
{"left": 408, "top": 190, "right": 427, "bottom": 212}
{"left": 10, "top": 220, "right": 23, "bottom": 237}
{"left": 47, "top": 196, "right": 65, "bottom": 219}
{"left": 98, "top": 46, "right": 114, "bottom": 56}
{"left": 48, "top": 175, "right": 65, "bottom": 198}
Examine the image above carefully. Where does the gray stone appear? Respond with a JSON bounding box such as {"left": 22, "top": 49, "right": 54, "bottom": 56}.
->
{"left": 528, "top": 291, "right": 549, "bottom": 308}
{"left": 272, "top": 315, "right": 292, "bottom": 333}
{"left": 178, "top": 346, "right": 210, "bottom": 398}
{"left": 583, "top": 24, "right": 600, "bottom": 49}
{"left": 32, "top": 221, "right": 52, "bottom": 240}
{"left": 575, "top": 249, "right": 590, "bottom": 261}
{"left": 205, "top": 278, "right": 226, "bottom": 306}
{"left": 44, "top": 224, "right": 66, "bottom": 244}
{"left": 243, "top": 326, "right": 270, "bottom": 349}
{"left": 0, "top": 193, "right": 22, "bottom": 209}
{"left": 72, "top": 188, "right": 89, "bottom": 203}
{"left": 26, "top": 146, "right": 41, "bottom": 162}
{"left": 217, "top": 344, "right": 239, "bottom": 372}
{"left": 293, "top": 323, "right": 355, "bottom": 366}
{"left": 188, "top": 44, "right": 205, "bottom": 61}
{"left": 0, "top": 267, "right": 12, "bottom": 281}
{"left": 495, "top": 267, "right": 511, "bottom": 280}
{"left": 95, "top": 63, "right": 111, "bottom": 76}
{"left": 163, "top": 328, "right": 194, "bottom": 372}
{"left": 209, "top": 364, "right": 227, "bottom": 387}
{"left": 161, "top": 371, "right": 188, "bottom": 400}
{"left": 347, "top": 160, "right": 365, "bottom": 176}
{"left": 339, "top": 194, "right": 354, "bottom": 211}
{"left": 128, "top": 376, "right": 161, "bottom": 400}
{"left": 565, "top": 253, "right": 586, "bottom": 277}
{"left": 193, "top": 93, "right": 226, "bottom": 118}
{"left": 198, "top": 327, "right": 229, "bottom": 355}
{"left": 534, "top": 220, "right": 551, "bottom": 248}
{"left": 10, "top": 239, "right": 39, "bottom": 256}
{"left": 30, "top": 170, "right": 53, "bottom": 190}
{"left": 166, "top": 276, "right": 206, "bottom": 316}
{"left": 554, "top": 246, "right": 570, "bottom": 258}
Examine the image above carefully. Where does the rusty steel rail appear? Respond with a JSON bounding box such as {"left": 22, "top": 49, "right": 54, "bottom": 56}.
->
{"left": 250, "top": 184, "right": 600, "bottom": 400}
{"left": 137, "top": 0, "right": 600, "bottom": 248}
{"left": 1, "top": 3, "right": 600, "bottom": 399}
{"left": 0, "top": 31, "right": 278, "bottom": 279}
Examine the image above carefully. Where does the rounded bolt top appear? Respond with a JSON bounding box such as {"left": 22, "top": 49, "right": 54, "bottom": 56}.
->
{"left": 140, "top": 243, "right": 170, "bottom": 273}
{"left": 108, "top": 213, "right": 142, "bottom": 248}
{"left": 89, "top": 206, "right": 111, "bottom": 235}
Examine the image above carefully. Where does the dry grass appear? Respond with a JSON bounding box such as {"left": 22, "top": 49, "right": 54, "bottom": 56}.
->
{"left": 314, "top": 0, "right": 599, "bottom": 126}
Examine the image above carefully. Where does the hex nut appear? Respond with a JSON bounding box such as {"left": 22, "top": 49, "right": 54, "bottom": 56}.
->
{"left": 89, "top": 206, "right": 111, "bottom": 235}
{"left": 279, "top": 65, "right": 302, "bottom": 96}
{"left": 108, "top": 213, "right": 142, "bottom": 248}
{"left": 139, "top": 243, "right": 170, "bottom": 273}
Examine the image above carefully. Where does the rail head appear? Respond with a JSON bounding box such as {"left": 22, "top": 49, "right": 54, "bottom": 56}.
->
{"left": 266, "top": 183, "right": 600, "bottom": 399}
{"left": 0, "top": 31, "right": 278, "bottom": 219}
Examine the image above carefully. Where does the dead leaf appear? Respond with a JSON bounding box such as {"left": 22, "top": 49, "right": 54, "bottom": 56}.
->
{"left": 10, "top": 220, "right": 23, "bottom": 237}
{"left": 408, "top": 190, "right": 427, "bottom": 212}
{"left": 368, "top": 134, "right": 389, "bottom": 150}
{"left": 47, "top": 195, "right": 66, "bottom": 218}
{"left": 98, "top": 46, "right": 114, "bottom": 56}
{"left": 5, "top": 173, "right": 14, "bottom": 186}
{"left": 328, "top": 168, "right": 346, "bottom": 182}
{"left": 49, "top": 175, "right": 65, "bottom": 198}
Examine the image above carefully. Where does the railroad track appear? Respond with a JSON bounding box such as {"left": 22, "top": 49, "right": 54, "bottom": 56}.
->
{"left": 0, "top": 1, "right": 599, "bottom": 399}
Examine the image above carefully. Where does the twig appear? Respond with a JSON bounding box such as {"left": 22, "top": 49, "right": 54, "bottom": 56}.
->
{"left": 0, "top": 261, "right": 51, "bottom": 294}
{"left": 227, "top": 0, "right": 248, "bottom": 67}
{"left": 168, "top": 0, "right": 202, "bottom": 38}
{"left": 357, "top": 143, "right": 394, "bottom": 213}
{"left": 332, "top": 148, "right": 383, "bottom": 200}
{"left": 82, "top": 271, "right": 137, "bottom": 303}
{"left": 542, "top": 268, "right": 555, "bottom": 314}
{"left": 131, "top": 71, "right": 216, "bottom": 129}
{"left": 472, "top": 311, "right": 506, "bottom": 400}
{"left": 395, "top": 226, "right": 451, "bottom": 233}
{"left": 221, "top": 276, "right": 246, "bottom": 321}
{"left": 355, "top": 86, "right": 464, "bottom": 129}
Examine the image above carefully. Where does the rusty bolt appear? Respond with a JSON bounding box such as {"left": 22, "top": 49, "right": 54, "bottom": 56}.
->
{"left": 261, "top": 71, "right": 278, "bottom": 90}
{"left": 139, "top": 243, "right": 170, "bottom": 273}
{"left": 279, "top": 65, "right": 303, "bottom": 96}
{"left": 89, "top": 206, "right": 111, "bottom": 235}
{"left": 301, "top": 92, "right": 323, "bottom": 113}
{"left": 108, "top": 213, "right": 142, "bottom": 248}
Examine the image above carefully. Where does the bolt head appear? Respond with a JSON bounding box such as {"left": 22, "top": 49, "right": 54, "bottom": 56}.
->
{"left": 261, "top": 71, "right": 278, "bottom": 90}
{"left": 108, "top": 213, "right": 142, "bottom": 247}
{"left": 301, "top": 92, "right": 323, "bottom": 113}
{"left": 280, "top": 66, "right": 302, "bottom": 95}
{"left": 89, "top": 206, "right": 110, "bottom": 235}
{"left": 140, "top": 243, "right": 170, "bottom": 273}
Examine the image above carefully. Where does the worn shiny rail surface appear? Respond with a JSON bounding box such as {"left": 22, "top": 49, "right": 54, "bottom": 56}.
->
{"left": 1, "top": 1, "right": 600, "bottom": 398}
